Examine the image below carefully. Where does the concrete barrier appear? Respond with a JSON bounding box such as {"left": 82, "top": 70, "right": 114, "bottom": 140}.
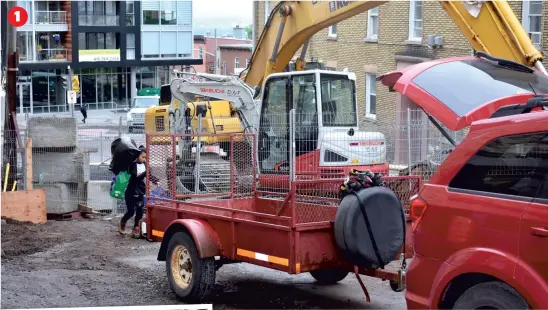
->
{"left": 33, "top": 151, "right": 90, "bottom": 183}
{"left": 34, "top": 183, "right": 84, "bottom": 214}
{"left": 28, "top": 116, "right": 78, "bottom": 149}
{"left": 87, "top": 181, "right": 117, "bottom": 212}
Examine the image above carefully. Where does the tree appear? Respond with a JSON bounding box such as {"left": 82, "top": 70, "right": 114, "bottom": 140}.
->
{"left": 245, "top": 24, "right": 252, "bottom": 40}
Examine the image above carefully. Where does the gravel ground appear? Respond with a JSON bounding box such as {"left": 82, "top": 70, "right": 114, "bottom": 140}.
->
{"left": 1, "top": 218, "right": 405, "bottom": 309}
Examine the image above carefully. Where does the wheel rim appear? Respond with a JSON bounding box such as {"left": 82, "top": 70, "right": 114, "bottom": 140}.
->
{"left": 171, "top": 245, "right": 193, "bottom": 289}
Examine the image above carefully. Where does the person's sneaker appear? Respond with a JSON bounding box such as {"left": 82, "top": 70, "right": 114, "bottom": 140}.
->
{"left": 131, "top": 227, "right": 140, "bottom": 239}
{"left": 118, "top": 221, "right": 126, "bottom": 235}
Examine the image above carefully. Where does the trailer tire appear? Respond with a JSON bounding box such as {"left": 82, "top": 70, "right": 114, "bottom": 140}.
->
{"left": 309, "top": 269, "right": 349, "bottom": 284}
{"left": 453, "top": 282, "right": 528, "bottom": 309}
{"left": 166, "top": 231, "right": 216, "bottom": 303}
{"left": 342, "top": 186, "right": 404, "bottom": 268}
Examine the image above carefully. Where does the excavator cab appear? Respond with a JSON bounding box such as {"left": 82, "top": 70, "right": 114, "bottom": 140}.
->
{"left": 257, "top": 69, "right": 386, "bottom": 174}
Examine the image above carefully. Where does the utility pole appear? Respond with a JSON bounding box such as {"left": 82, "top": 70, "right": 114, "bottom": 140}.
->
{"left": 3, "top": 0, "right": 19, "bottom": 190}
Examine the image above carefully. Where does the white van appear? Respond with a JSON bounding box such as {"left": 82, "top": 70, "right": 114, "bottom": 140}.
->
{"left": 126, "top": 95, "right": 160, "bottom": 133}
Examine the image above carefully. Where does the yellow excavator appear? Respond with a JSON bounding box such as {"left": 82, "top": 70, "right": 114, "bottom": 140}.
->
{"left": 143, "top": 0, "right": 545, "bottom": 193}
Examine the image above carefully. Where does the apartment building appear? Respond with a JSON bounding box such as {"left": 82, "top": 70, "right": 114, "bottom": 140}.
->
{"left": 254, "top": 0, "right": 544, "bottom": 164}
{"left": 14, "top": 0, "right": 200, "bottom": 114}
{"left": 193, "top": 32, "right": 252, "bottom": 74}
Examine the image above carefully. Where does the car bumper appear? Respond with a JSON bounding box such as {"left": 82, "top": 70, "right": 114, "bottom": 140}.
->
{"left": 405, "top": 254, "right": 443, "bottom": 309}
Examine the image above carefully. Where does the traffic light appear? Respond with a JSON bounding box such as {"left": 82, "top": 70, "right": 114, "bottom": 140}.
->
{"left": 61, "top": 75, "right": 68, "bottom": 89}
{"left": 72, "top": 76, "right": 80, "bottom": 93}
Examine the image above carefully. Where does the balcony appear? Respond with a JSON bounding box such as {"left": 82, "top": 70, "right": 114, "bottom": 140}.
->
{"left": 36, "top": 48, "right": 69, "bottom": 62}
{"left": 78, "top": 15, "right": 120, "bottom": 27}
{"left": 35, "top": 11, "right": 67, "bottom": 24}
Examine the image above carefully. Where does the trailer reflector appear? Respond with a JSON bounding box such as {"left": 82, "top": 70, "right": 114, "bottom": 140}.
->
{"left": 152, "top": 230, "right": 164, "bottom": 238}
{"left": 237, "top": 248, "right": 289, "bottom": 266}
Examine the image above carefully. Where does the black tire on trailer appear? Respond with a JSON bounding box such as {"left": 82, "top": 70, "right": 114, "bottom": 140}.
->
{"left": 343, "top": 186, "right": 405, "bottom": 268}
{"left": 453, "top": 282, "right": 529, "bottom": 310}
{"left": 334, "top": 193, "right": 362, "bottom": 264}
{"left": 166, "top": 231, "right": 216, "bottom": 303}
{"left": 309, "top": 269, "right": 349, "bottom": 284}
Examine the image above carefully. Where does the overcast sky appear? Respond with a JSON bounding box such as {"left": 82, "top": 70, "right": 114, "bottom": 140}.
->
{"left": 193, "top": 0, "right": 254, "bottom": 28}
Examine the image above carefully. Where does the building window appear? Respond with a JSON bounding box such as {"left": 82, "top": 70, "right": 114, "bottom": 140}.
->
{"left": 367, "top": 7, "right": 379, "bottom": 39}
{"left": 235, "top": 57, "right": 240, "bottom": 69}
{"left": 365, "top": 73, "right": 376, "bottom": 119}
{"left": 265, "top": 1, "right": 270, "bottom": 24}
{"left": 77, "top": 1, "right": 119, "bottom": 26}
{"left": 328, "top": 24, "right": 337, "bottom": 38}
{"left": 78, "top": 33, "right": 119, "bottom": 50}
{"left": 522, "top": 1, "right": 542, "bottom": 49}
{"left": 161, "top": 1, "right": 177, "bottom": 25}
{"left": 198, "top": 47, "right": 203, "bottom": 58}
{"left": 449, "top": 132, "right": 548, "bottom": 199}
{"left": 408, "top": 0, "right": 422, "bottom": 41}
{"left": 127, "top": 33, "right": 135, "bottom": 60}
{"left": 143, "top": 0, "right": 177, "bottom": 25}
{"left": 126, "top": 1, "right": 135, "bottom": 26}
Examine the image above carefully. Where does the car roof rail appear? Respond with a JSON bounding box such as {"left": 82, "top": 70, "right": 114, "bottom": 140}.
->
{"left": 489, "top": 96, "right": 548, "bottom": 119}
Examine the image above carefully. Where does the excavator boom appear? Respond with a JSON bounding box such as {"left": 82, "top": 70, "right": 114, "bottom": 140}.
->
{"left": 244, "top": 1, "right": 545, "bottom": 87}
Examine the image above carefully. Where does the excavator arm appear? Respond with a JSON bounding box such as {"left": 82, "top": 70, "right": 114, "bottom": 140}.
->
{"left": 244, "top": 1, "right": 545, "bottom": 87}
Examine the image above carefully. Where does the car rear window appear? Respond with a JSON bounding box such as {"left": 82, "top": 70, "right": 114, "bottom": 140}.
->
{"left": 412, "top": 59, "right": 548, "bottom": 117}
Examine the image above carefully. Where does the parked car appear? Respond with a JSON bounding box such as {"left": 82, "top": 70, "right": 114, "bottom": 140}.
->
{"left": 379, "top": 53, "right": 548, "bottom": 309}
{"left": 126, "top": 95, "right": 160, "bottom": 133}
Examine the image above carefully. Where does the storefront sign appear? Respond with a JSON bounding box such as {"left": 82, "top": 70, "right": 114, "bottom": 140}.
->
{"left": 79, "top": 49, "right": 120, "bottom": 62}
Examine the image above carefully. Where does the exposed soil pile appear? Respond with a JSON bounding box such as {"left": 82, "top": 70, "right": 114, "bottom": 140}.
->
{"left": 1, "top": 219, "right": 63, "bottom": 257}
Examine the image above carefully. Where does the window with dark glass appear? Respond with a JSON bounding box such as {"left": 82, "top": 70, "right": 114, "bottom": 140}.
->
{"left": 78, "top": 1, "right": 119, "bottom": 26}
{"left": 449, "top": 132, "right": 548, "bottom": 199}
{"left": 412, "top": 59, "right": 548, "bottom": 117}
{"left": 126, "top": 1, "right": 135, "bottom": 25}
{"left": 78, "top": 33, "right": 119, "bottom": 50}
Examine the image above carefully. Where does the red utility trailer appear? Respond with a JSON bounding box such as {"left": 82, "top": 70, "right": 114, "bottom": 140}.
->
{"left": 143, "top": 132, "right": 420, "bottom": 303}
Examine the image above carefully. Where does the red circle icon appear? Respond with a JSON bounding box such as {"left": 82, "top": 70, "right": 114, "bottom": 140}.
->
{"left": 8, "top": 6, "right": 28, "bottom": 27}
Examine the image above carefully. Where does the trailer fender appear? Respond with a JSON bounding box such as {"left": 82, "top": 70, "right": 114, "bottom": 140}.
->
{"left": 157, "top": 219, "right": 221, "bottom": 261}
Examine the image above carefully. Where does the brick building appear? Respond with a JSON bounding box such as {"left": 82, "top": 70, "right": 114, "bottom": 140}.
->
{"left": 253, "top": 1, "right": 544, "bottom": 165}
{"left": 193, "top": 33, "right": 252, "bottom": 74}
{"left": 217, "top": 44, "right": 252, "bottom": 75}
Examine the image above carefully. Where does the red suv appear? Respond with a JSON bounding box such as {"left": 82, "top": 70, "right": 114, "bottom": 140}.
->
{"left": 380, "top": 53, "right": 548, "bottom": 309}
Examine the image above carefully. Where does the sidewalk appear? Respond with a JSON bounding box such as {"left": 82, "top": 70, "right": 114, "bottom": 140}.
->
{"left": 16, "top": 108, "right": 129, "bottom": 130}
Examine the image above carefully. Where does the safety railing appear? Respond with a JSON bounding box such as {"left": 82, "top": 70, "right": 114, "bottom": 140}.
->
{"left": 35, "top": 11, "right": 67, "bottom": 24}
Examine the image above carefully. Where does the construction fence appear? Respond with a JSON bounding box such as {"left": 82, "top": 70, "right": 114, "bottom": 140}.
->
{"left": 1, "top": 109, "right": 466, "bottom": 218}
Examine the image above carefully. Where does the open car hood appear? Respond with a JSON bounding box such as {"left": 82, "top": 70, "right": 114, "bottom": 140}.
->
{"left": 378, "top": 56, "right": 548, "bottom": 131}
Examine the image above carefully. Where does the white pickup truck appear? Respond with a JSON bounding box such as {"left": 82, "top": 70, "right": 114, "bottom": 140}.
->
{"left": 126, "top": 95, "right": 160, "bottom": 133}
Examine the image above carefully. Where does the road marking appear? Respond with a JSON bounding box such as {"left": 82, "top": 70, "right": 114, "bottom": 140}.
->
{"left": 236, "top": 248, "right": 289, "bottom": 266}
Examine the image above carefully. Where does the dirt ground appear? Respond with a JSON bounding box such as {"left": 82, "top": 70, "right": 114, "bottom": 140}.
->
{"left": 1, "top": 218, "right": 406, "bottom": 309}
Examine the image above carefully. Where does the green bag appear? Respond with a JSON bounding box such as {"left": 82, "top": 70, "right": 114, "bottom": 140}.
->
{"left": 110, "top": 171, "right": 131, "bottom": 199}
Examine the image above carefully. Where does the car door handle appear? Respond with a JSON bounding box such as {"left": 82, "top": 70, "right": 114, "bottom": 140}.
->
{"left": 530, "top": 227, "right": 548, "bottom": 237}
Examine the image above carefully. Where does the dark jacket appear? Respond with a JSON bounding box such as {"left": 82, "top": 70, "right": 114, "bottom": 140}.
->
{"left": 125, "top": 162, "right": 159, "bottom": 197}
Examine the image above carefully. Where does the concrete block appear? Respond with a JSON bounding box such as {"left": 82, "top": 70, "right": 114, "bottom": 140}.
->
{"left": 87, "top": 181, "right": 117, "bottom": 212}
{"left": 28, "top": 116, "right": 78, "bottom": 149}
{"left": 33, "top": 151, "right": 90, "bottom": 183}
{"left": 34, "top": 183, "right": 84, "bottom": 214}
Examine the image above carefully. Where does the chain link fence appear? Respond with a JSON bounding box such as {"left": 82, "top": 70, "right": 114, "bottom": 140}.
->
{"left": 1, "top": 109, "right": 464, "bottom": 219}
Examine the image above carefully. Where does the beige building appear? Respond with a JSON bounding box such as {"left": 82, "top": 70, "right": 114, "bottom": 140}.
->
{"left": 253, "top": 1, "right": 545, "bottom": 165}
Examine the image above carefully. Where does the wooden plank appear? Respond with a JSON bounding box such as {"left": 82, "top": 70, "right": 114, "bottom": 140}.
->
{"left": 1, "top": 189, "right": 47, "bottom": 224}
{"left": 25, "top": 138, "right": 32, "bottom": 190}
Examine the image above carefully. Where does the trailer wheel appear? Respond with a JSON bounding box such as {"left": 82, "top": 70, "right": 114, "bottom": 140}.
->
{"left": 453, "top": 282, "right": 528, "bottom": 309}
{"left": 309, "top": 269, "right": 349, "bottom": 284}
{"left": 166, "top": 232, "right": 216, "bottom": 303}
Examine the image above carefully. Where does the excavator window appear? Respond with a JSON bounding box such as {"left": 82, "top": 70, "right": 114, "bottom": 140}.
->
{"left": 258, "top": 77, "right": 290, "bottom": 173}
{"left": 320, "top": 74, "right": 357, "bottom": 127}
{"left": 292, "top": 74, "right": 318, "bottom": 156}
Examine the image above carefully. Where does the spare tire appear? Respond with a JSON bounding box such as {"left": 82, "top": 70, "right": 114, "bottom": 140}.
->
{"left": 334, "top": 193, "right": 363, "bottom": 263}
{"left": 336, "top": 186, "right": 404, "bottom": 268}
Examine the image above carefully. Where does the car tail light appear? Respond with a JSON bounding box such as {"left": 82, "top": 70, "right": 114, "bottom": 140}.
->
{"left": 409, "top": 195, "right": 428, "bottom": 233}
